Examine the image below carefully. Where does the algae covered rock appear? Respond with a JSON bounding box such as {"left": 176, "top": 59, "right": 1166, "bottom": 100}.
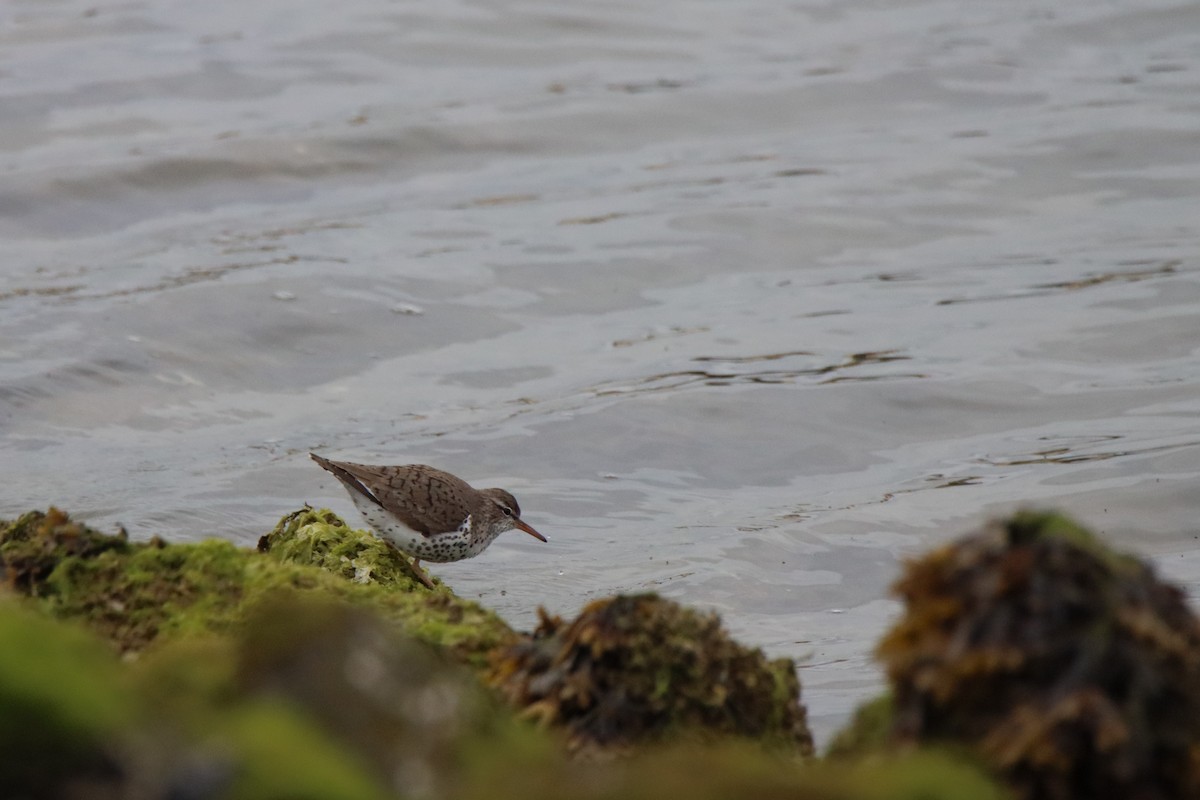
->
{"left": 1, "top": 592, "right": 1006, "bottom": 800}
{"left": 0, "top": 507, "right": 131, "bottom": 593}
{"left": 0, "top": 598, "right": 390, "bottom": 800}
{"left": 825, "top": 695, "right": 893, "bottom": 758}
{"left": 0, "top": 599, "right": 133, "bottom": 797}
{"left": 257, "top": 505, "right": 431, "bottom": 590}
{"left": 256, "top": 506, "right": 517, "bottom": 665}
{"left": 0, "top": 506, "right": 1028, "bottom": 800}
{"left": 877, "top": 511, "right": 1200, "bottom": 800}
{"left": 139, "top": 593, "right": 523, "bottom": 799}
{"left": 2, "top": 507, "right": 249, "bottom": 651}
{"left": 459, "top": 742, "right": 1006, "bottom": 800}
{"left": 487, "top": 593, "right": 813, "bottom": 755}
{"left": 0, "top": 507, "right": 515, "bottom": 664}
{"left": 234, "top": 593, "right": 525, "bottom": 798}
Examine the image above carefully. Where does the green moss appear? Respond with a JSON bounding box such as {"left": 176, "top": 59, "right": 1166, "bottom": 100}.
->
{"left": 236, "top": 557, "right": 514, "bottom": 667}
{"left": 1, "top": 508, "right": 516, "bottom": 665}
{"left": 460, "top": 741, "right": 1005, "bottom": 800}
{"left": 254, "top": 507, "right": 517, "bottom": 665}
{"left": 234, "top": 593, "right": 536, "bottom": 797}
{"left": 0, "top": 507, "right": 131, "bottom": 593}
{"left": 825, "top": 694, "right": 894, "bottom": 757}
{"left": 257, "top": 506, "right": 432, "bottom": 590}
{"left": 1005, "top": 509, "right": 1134, "bottom": 569}
{"left": 0, "top": 600, "right": 135, "bottom": 793}
{"left": 216, "top": 701, "right": 389, "bottom": 800}
{"left": 0, "top": 599, "right": 390, "bottom": 800}
{"left": 840, "top": 751, "right": 1009, "bottom": 800}
{"left": 0, "top": 588, "right": 1011, "bottom": 800}
{"left": 42, "top": 538, "right": 247, "bottom": 651}
{"left": 133, "top": 634, "right": 240, "bottom": 713}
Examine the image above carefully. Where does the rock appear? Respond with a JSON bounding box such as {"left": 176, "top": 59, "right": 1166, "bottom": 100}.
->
{"left": 825, "top": 695, "right": 893, "bottom": 758}
{"left": 1, "top": 507, "right": 1021, "bottom": 800}
{"left": 487, "top": 593, "right": 813, "bottom": 755}
{"left": 0, "top": 600, "right": 132, "bottom": 798}
{"left": 234, "top": 594, "right": 527, "bottom": 798}
{"left": 0, "top": 599, "right": 389, "bottom": 800}
{"left": 456, "top": 743, "right": 1005, "bottom": 800}
{"left": 257, "top": 506, "right": 431, "bottom": 591}
{"left": 1, "top": 508, "right": 514, "bottom": 664}
{"left": 877, "top": 510, "right": 1200, "bottom": 800}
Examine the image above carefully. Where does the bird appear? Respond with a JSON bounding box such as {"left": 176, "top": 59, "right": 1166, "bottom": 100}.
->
{"left": 310, "top": 453, "right": 546, "bottom": 589}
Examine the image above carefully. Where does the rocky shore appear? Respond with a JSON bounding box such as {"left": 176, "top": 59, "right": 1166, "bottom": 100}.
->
{"left": 2, "top": 507, "right": 1196, "bottom": 799}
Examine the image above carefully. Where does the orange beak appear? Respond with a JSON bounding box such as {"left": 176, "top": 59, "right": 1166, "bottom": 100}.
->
{"left": 515, "top": 518, "right": 547, "bottom": 542}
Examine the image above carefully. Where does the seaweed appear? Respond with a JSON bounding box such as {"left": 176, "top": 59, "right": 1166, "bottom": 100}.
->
{"left": 0, "top": 508, "right": 515, "bottom": 664}
{"left": 257, "top": 505, "right": 432, "bottom": 590}
{"left": 487, "top": 593, "right": 813, "bottom": 755}
{"left": 877, "top": 510, "right": 1200, "bottom": 799}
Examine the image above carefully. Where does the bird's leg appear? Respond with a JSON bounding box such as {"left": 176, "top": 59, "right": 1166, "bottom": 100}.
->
{"left": 410, "top": 557, "right": 437, "bottom": 590}
{"left": 380, "top": 539, "right": 438, "bottom": 590}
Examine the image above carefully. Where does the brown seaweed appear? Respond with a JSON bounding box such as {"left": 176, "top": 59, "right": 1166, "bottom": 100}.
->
{"left": 487, "top": 593, "right": 813, "bottom": 756}
{"left": 877, "top": 511, "right": 1200, "bottom": 800}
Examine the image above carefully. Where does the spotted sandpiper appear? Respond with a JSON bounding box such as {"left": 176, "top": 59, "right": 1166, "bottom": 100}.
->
{"left": 310, "top": 453, "right": 546, "bottom": 589}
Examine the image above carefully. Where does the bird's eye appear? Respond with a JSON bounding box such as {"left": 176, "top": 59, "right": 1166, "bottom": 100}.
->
{"left": 500, "top": 505, "right": 514, "bottom": 517}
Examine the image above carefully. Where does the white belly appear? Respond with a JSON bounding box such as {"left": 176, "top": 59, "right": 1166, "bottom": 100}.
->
{"left": 350, "top": 492, "right": 473, "bottom": 563}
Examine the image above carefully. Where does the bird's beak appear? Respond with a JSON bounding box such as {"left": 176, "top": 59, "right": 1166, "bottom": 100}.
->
{"left": 514, "top": 518, "right": 547, "bottom": 542}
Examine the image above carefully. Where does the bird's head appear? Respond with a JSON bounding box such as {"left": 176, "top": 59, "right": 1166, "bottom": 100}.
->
{"left": 480, "top": 488, "right": 546, "bottom": 542}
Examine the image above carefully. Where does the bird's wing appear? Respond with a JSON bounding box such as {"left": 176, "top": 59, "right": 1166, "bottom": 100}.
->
{"left": 313, "top": 455, "right": 474, "bottom": 536}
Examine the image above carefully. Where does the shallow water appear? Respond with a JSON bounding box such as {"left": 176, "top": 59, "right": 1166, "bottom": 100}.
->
{"left": 4, "top": 0, "right": 1200, "bottom": 743}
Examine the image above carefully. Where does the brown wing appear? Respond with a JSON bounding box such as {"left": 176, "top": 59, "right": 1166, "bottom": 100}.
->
{"left": 311, "top": 454, "right": 476, "bottom": 537}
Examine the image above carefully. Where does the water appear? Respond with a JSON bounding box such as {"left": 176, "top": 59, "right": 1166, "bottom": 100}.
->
{"left": 3, "top": 0, "right": 1200, "bottom": 744}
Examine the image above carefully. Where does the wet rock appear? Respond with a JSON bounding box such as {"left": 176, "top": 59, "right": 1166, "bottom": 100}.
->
{"left": 256, "top": 506, "right": 516, "bottom": 666}
{"left": 0, "top": 599, "right": 132, "bottom": 798}
{"left": 2, "top": 592, "right": 1006, "bottom": 800}
{"left": 825, "top": 695, "right": 893, "bottom": 758}
{"left": 0, "top": 597, "right": 398, "bottom": 800}
{"left": 877, "top": 510, "right": 1200, "bottom": 800}
{"left": 0, "top": 507, "right": 514, "bottom": 663}
{"left": 0, "top": 507, "right": 1025, "bottom": 800}
{"left": 2, "top": 508, "right": 247, "bottom": 652}
{"left": 487, "top": 593, "right": 813, "bottom": 756}
{"left": 235, "top": 594, "right": 525, "bottom": 798}
{"left": 458, "top": 741, "right": 1005, "bottom": 800}
{"left": 0, "top": 507, "right": 130, "bottom": 594}
{"left": 257, "top": 505, "right": 430, "bottom": 591}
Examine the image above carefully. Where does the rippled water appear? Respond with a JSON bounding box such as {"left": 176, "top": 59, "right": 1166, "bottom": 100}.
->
{"left": 4, "top": 0, "right": 1200, "bottom": 742}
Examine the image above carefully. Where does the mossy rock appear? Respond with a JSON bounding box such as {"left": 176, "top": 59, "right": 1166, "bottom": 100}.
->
{"left": 212, "top": 701, "right": 391, "bottom": 800}
{"left": 460, "top": 742, "right": 1007, "bottom": 800}
{"left": 256, "top": 505, "right": 431, "bottom": 589}
{"left": 256, "top": 507, "right": 517, "bottom": 665}
{"left": 0, "top": 506, "right": 1039, "bottom": 799}
{"left": 0, "top": 599, "right": 389, "bottom": 800}
{"left": 238, "top": 594, "right": 547, "bottom": 797}
{"left": 0, "top": 599, "right": 133, "bottom": 796}
{"left": 877, "top": 510, "right": 1200, "bottom": 799}
{"left": 0, "top": 507, "right": 131, "bottom": 592}
{"left": 134, "top": 593, "right": 525, "bottom": 799}
{"left": 1, "top": 508, "right": 515, "bottom": 665}
{"left": 1, "top": 592, "right": 1008, "bottom": 800}
{"left": 487, "top": 593, "right": 814, "bottom": 755}
{"left": 3, "top": 509, "right": 816, "bottom": 767}
{"left": 825, "top": 694, "right": 894, "bottom": 758}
